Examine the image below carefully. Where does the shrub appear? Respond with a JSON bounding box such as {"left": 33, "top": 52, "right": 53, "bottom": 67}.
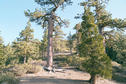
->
{"left": 27, "top": 58, "right": 33, "bottom": 64}
{"left": 26, "top": 64, "right": 42, "bottom": 73}
{"left": 12, "top": 64, "right": 27, "bottom": 76}
{"left": 0, "top": 72, "right": 19, "bottom": 84}
{"left": 28, "top": 58, "right": 43, "bottom": 66}
{"left": 11, "top": 62, "right": 42, "bottom": 76}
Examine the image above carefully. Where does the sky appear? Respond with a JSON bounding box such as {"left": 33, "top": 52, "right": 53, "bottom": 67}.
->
{"left": 0, "top": 0, "right": 126, "bottom": 45}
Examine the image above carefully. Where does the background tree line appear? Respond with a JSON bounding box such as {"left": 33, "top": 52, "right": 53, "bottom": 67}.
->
{"left": 0, "top": 0, "right": 126, "bottom": 84}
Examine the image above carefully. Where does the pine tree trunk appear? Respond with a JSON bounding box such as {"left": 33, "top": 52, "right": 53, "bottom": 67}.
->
{"left": 24, "top": 55, "right": 26, "bottom": 64}
{"left": 90, "top": 75, "right": 97, "bottom": 84}
{"left": 76, "top": 37, "right": 79, "bottom": 55}
{"left": 47, "top": 14, "right": 54, "bottom": 69}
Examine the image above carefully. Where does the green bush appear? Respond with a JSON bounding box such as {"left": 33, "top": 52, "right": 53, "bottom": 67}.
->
{"left": 27, "top": 58, "right": 33, "bottom": 64}
{"left": 12, "top": 63, "right": 42, "bottom": 76}
{"left": 27, "top": 59, "right": 42, "bottom": 73}
{"left": 6, "top": 57, "right": 19, "bottom": 66}
{"left": 12, "top": 64, "right": 27, "bottom": 76}
{"left": 26, "top": 64, "right": 42, "bottom": 73}
{"left": 0, "top": 72, "right": 19, "bottom": 84}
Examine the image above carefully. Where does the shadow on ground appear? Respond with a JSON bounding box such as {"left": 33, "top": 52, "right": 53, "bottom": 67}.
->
{"left": 112, "top": 66, "right": 126, "bottom": 84}
{"left": 20, "top": 76, "right": 89, "bottom": 84}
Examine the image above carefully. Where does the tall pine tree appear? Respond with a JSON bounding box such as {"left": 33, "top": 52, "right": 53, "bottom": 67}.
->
{"left": 18, "top": 21, "right": 34, "bottom": 42}
{"left": 13, "top": 21, "right": 39, "bottom": 63}
{"left": 25, "top": 0, "right": 72, "bottom": 69}
{"left": 53, "top": 25, "right": 65, "bottom": 53}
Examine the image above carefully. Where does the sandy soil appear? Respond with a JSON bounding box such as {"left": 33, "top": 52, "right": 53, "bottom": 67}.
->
{"left": 19, "top": 67, "right": 119, "bottom": 84}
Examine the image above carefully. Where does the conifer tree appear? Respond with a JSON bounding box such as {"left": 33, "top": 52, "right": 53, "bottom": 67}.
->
{"left": 53, "top": 25, "right": 65, "bottom": 53}
{"left": 40, "top": 29, "right": 48, "bottom": 58}
{"left": 18, "top": 21, "right": 34, "bottom": 42}
{"left": 78, "top": 0, "right": 126, "bottom": 56}
{"left": 78, "top": 5, "right": 112, "bottom": 84}
{"left": 74, "top": 23, "right": 82, "bottom": 54}
{"left": 106, "top": 31, "right": 126, "bottom": 65}
{"left": 81, "top": 0, "right": 126, "bottom": 36}
{"left": 25, "top": 0, "right": 72, "bottom": 69}
{"left": 67, "top": 32, "right": 74, "bottom": 54}
{"left": 13, "top": 21, "right": 39, "bottom": 63}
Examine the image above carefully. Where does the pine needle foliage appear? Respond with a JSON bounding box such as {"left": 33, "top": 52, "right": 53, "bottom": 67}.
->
{"left": 0, "top": 37, "right": 5, "bottom": 70}
{"left": 78, "top": 6, "right": 112, "bottom": 80}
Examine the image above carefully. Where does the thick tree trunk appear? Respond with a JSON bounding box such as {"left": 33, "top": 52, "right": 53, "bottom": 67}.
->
{"left": 90, "top": 75, "right": 97, "bottom": 84}
{"left": 47, "top": 14, "right": 54, "bottom": 69}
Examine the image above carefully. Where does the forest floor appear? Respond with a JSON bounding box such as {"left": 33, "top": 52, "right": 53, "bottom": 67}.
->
{"left": 19, "top": 66, "right": 124, "bottom": 84}
{"left": 19, "top": 55, "right": 126, "bottom": 84}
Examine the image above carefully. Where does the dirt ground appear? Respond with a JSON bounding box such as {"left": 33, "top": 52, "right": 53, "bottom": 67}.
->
{"left": 19, "top": 67, "right": 119, "bottom": 84}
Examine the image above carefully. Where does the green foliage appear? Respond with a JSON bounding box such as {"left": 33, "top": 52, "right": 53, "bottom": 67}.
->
{"left": 35, "top": 0, "right": 72, "bottom": 9}
{"left": 67, "top": 32, "right": 75, "bottom": 54}
{"left": 4, "top": 44, "right": 19, "bottom": 65}
{"left": 25, "top": 0, "right": 72, "bottom": 68}
{"left": 12, "top": 63, "right": 42, "bottom": 76}
{"left": 40, "top": 29, "right": 48, "bottom": 58}
{"left": 79, "top": 6, "right": 112, "bottom": 79}
{"left": 53, "top": 55, "right": 68, "bottom": 67}
{"left": 53, "top": 26, "right": 66, "bottom": 53}
{"left": 13, "top": 41, "right": 40, "bottom": 63}
{"left": 12, "top": 64, "right": 27, "bottom": 76}
{"left": 0, "top": 72, "right": 19, "bottom": 84}
{"left": 18, "top": 21, "right": 34, "bottom": 42}
{"left": 67, "top": 55, "right": 85, "bottom": 70}
{"left": 12, "top": 22, "right": 40, "bottom": 63}
{"left": 0, "top": 37, "right": 5, "bottom": 70}
{"left": 106, "top": 32, "right": 126, "bottom": 65}
{"left": 74, "top": 23, "right": 82, "bottom": 53}
{"left": 27, "top": 58, "right": 43, "bottom": 73}
{"left": 81, "top": 0, "right": 126, "bottom": 37}
{"left": 25, "top": 0, "right": 71, "bottom": 28}
{"left": 27, "top": 58, "right": 43, "bottom": 65}
{"left": 25, "top": 64, "right": 42, "bottom": 73}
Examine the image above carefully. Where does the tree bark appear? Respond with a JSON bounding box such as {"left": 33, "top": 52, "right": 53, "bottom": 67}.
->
{"left": 76, "top": 34, "right": 79, "bottom": 55}
{"left": 47, "top": 14, "right": 54, "bottom": 69}
{"left": 24, "top": 55, "right": 26, "bottom": 64}
{"left": 90, "top": 75, "right": 97, "bottom": 84}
